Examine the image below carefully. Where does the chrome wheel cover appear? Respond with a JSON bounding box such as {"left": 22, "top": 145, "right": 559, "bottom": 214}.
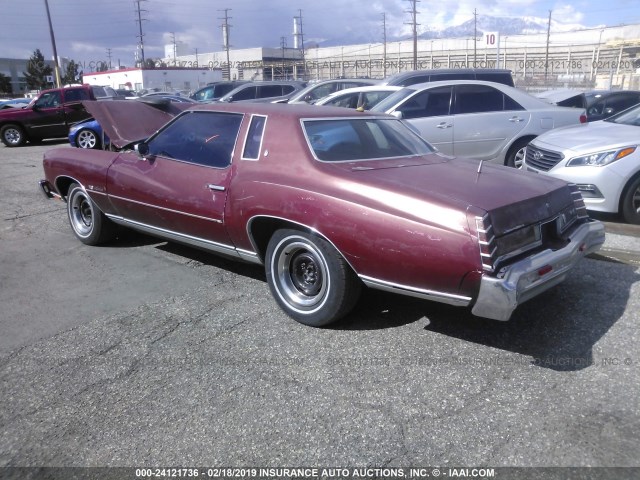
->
{"left": 69, "top": 189, "right": 94, "bottom": 237}
{"left": 272, "top": 238, "right": 329, "bottom": 313}
{"left": 3, "top": 127, "right": 22, "bottom": 146}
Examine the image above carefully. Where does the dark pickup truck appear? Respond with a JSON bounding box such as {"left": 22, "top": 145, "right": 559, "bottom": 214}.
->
{"left": 0, "top": 85, "right": 98, "bottom": 147}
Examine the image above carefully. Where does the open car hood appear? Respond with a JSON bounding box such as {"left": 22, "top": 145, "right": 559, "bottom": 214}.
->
{"left": 82, "top": 99, "right": 193, "bottom": 149}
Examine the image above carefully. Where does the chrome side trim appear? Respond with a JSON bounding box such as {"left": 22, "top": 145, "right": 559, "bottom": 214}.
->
{"left": 105, "top": 215, "right": 241, "bottom": 258}
{"left": 108, "top": 194, "right": 223, "bottom": 224}
{"left": 236, "top": 248, "right": 262, "bottom": 265}
{"left": 360, "top": 275, "right": 472, "bottom": 307}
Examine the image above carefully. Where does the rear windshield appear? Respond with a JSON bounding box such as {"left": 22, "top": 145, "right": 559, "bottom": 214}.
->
{"left": 303, "top": 118, "right": 435, "bottom": 162}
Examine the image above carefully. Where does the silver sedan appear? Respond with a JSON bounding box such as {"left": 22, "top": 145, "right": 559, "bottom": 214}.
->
{"left": 371, "top": 80, "right": 587, "bottom": 167}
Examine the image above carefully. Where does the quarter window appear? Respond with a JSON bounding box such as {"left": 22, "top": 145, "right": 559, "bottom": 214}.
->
{"left": 242, "top": 115, "right": 267, "bottom": 160}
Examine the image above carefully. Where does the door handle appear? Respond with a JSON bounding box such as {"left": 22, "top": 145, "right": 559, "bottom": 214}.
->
{"left": 436, "top": 122, "right": 452, "bottom": 129}
{"left": 207, "top": 184, "right": 225, "bottom": 192}
{"left": 509, "top": 116, "right": 524, "bottom": 123}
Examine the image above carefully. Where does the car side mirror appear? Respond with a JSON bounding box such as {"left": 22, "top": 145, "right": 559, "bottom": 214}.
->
{"left": 391, "top": 111, "right": 404, "bottom": 120}
{"left": 135, "top": 142, "right": 149, "bottom": 159}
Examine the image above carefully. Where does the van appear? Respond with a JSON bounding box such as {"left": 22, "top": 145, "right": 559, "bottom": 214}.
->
{"left": 382, "top": 68, "right": 514, "bottom": 87}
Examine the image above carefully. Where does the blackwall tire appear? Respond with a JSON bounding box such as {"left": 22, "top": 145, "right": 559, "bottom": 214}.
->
{"left": 1, "top": 124, "right": 26, "bottom": 147}
{"left": 621, "top": 176, "right": 640, "bottom": 225}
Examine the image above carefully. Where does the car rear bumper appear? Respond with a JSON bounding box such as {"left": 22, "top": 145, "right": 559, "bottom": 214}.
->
{"left": 471, "top": 219, "right": 605, "bottom": 321}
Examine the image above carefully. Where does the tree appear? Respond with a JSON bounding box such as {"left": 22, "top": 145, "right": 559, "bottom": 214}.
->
{"left": 23, "top": 49, "right": 53, "bottom": 90}
{"left": 61, "top": 60, "right": 82, "bottom": 85}
{"left": 0, "top": 73, "right": 12, "bottom": 95}
{"left": 96, "top": 62, "right": 110, "bottom": 72}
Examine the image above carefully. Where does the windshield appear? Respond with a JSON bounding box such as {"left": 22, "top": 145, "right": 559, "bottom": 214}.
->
{"left": 303, "top": 117, "right": 435, "bottom": 162}
{"left": 605, "top": 104, "right": 640, "bottom": 126}
{"left": 370, "top": 88, "right": 416, "bottom": 113}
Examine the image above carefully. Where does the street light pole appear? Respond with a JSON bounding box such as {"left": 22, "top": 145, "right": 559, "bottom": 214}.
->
{"left": 44, "top": 0, "right": 61, "bottom": 87}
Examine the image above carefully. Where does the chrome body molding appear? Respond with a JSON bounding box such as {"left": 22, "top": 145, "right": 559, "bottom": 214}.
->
{"left": 360, "top": 275, "right": 473, "bottom": 307}
{"left": 472, "top": 219, "right": 605, "bottom": 321}
{"left": 105, "top": 214, "right": 242, "bottom": 259}
{"left": 236, "top": 249, "right": 262, "bottom": 264}
{"left": 108, "top": 194, "right": 223, "bottom": 224}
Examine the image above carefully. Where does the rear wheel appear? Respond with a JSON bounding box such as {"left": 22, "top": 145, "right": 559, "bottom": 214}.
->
{"left": 76, "top": 128, "right": 100, "bottom": 149}
{"left": 1, "top": 124, "right": 25, "bottom": 147}
{"left": 265, "top": 229, "right": 361, "bottom": 327}
{"left": 67, "top": 182, "right": 116, "bottom": 245}
{"left": 621, "top": 176, "right": 640, "bottom": 225}
{"left": 505, "top": 138, "right": 530, "bottom": 169}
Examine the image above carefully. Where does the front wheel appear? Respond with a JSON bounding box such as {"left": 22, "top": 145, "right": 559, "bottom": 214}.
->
{"left": 265, "top": 229, "right": 361, "bottom": 327}
{"left": 67, "top": 182, "right": 116, "bottom": 245}
{"left": 621, "top": 176, "right": 640, "bottom": 225}
{"left": 76, "top": 128, "right": 100, "bottom": 149}
{"left": 1, "top": 124, "right": 26, "bottom": 147}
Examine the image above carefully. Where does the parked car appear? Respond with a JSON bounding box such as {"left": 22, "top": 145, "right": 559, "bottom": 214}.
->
{"left": 536, "top": 89, "right": 588, "bottom": 109}
{"left": 538, "top": 89, "right": 640, "bottom": 122}
{"left": 584, "top": 90, "right": 640, "bottom": 122}
{"left": 286, "top": 78, "right": 379, "bottom": 104}
{"left": 115, "top": 89, "right": 138, "bottom": 99}
{"left": 190, "top": 81, "right": 248, "bottom": 102}
{"left": 371, "top": 80, "right": 587, "bottom": 167}
{"left": 314, "top": 86, "right": 402, "bottom": 110}
{"left": 382, "top": 68, "right": 515, "bottom": 87}
{"left": 0, "top": 85, "right": 97, "bottom": 147}
{"left": 0, "top": 98, "right": 31, "bottom": 110}
{"left": 217, "top": 81, "right": 306, "bottom": 103}
{"left": 69, "top": 118, "right": 106, "bottom": 149}
{"left": 523, "top": 103, "right": 640, "bottom": 224}
{"left": 40, "top": 101, "right": 604, "bottom": 326}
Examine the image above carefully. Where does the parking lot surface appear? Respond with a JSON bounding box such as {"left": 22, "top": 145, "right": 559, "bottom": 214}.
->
{"left": 1, "top": 142, "right": 639, "bottom": 471}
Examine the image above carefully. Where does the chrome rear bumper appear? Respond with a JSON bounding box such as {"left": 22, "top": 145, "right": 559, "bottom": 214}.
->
{"left": 471, "top": 220, "right": 605, "bottom": 321}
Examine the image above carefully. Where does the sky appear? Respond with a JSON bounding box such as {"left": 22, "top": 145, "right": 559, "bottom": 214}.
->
{"left": 1, "top": 0, "right": 639, "bottom": 71}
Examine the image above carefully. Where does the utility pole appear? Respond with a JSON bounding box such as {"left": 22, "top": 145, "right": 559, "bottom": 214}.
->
{"left": 43, "top": 0, "right": 61, "bottom": 87}
{"left": 280, "top": 36, "right": 287, "bottom": 80}
{"left": 294, "top": 9, "right": 306, "bottom": 79}
{"left": 106, "top": 48, "right": 112, "bottom": 69}
{"left": 219, "top": 9, "right": 232, "bottom": 80}
{"left": 474, "top": 9, "right": 477, "bottom": 68}
{"left": 170, "top": 32, "right": 177, "bottom": 64}
{"left": 382, "top": 13, "right": 387, "bottom": 78}
{"left": 544, "top": 10, "right": 552, "bottom": 82}
{"left": 134, "top": 0, "right": 148, "bottom": 66}
{"left": 405, "top": 0, "right": 420, "bottom": 70}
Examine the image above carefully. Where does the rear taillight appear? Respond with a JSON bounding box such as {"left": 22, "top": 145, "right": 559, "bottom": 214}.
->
{"left": 579, "top": 114, "right": 587, "bottom": 124}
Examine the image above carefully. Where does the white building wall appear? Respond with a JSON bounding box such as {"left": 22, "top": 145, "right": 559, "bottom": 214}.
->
{"left": 83, "top": 68, "right": 222, "bottom": 93}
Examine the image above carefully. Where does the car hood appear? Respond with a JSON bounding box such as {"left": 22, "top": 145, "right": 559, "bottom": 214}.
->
{"left": 333, "top": 156, "right": 574, "bottom": 236}
{"left": 82, "top": 99, "right": 192, "bottom": 149}
{"left": 532, "top": 121, "right": 639, "bottom": 152}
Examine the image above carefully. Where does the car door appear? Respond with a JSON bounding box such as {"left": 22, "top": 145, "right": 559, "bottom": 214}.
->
{"left": 397, "top": 86, "right": 454, "bottom": 153}
{"left": 106, "top": 111, "right": 244, "bottom": 251}
{"left": 27, "top": 90, "right": 67, "bottom": 139}
{"left": 450, "top": 84, "right": 529, "bottom": 161}
{"left": 61, "top": 88, "right": 92, "bottom": 125}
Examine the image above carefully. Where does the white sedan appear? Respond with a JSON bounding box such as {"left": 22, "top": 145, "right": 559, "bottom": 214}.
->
{"left": 371, "top": 80, "right": 587, "bottom": 167}
{"left": 314, "top": 86, "right": 402, "bottom": 110}
{"left": 523, "top": 104, "right": 640, "bottom": 224}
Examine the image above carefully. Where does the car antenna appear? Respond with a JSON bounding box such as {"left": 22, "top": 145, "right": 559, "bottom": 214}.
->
{"left": 477, "top": 159, "right": 484, "bottom": 174}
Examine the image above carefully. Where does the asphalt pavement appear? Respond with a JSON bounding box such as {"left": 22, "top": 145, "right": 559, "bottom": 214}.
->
{"left": 0, "top": 142, "right": 639, "bottom": 475}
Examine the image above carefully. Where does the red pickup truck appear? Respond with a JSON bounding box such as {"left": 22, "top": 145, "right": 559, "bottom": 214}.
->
{"left": 0, "top": 85, "right": 97, "bottom": 147}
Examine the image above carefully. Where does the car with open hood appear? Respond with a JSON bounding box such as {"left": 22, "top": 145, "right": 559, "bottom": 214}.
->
{"left": 39, "top": 101, "right": 604, "bottom": 326}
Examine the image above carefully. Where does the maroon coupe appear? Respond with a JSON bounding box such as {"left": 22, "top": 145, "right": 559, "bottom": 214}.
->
{"left": 39, "top": 101, "right": 605, "bottom": 326}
